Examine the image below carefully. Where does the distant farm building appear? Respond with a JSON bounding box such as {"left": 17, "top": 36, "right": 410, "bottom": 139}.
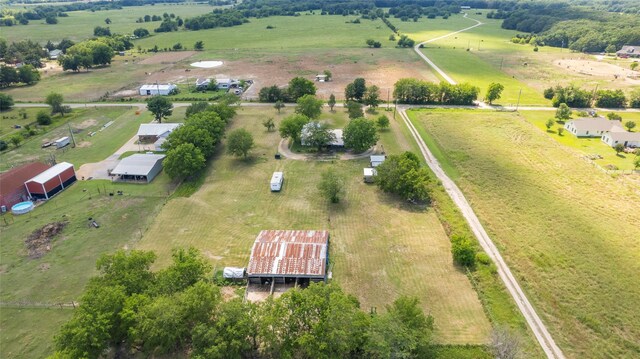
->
{"left": 315, "top": 74, "right": 328, "bottom": 82}
{"left": 110, "top": 154, "right": 166, "bottom": 183}
{"left": 24, "top": 162, "right": 77, "bottom": 200}
{"left": 370, "top": 155, "right": 386, "bottom": 167}
{"left": 136, "top": 123, "right": 181, "bottom": 144}
{"left": 601, "top": 131, "right": 640, "bottom": 148}
{"left": 139, "top": 83, "right": 177, "bottom": 96}
{"left": 195, "top": 78, "right": 212, "bottom": 90}
{"left": 564, "top": 118, "right": 624, "bottom": 138}
{"left": 0, "top": 162, "right": 50, "bottom": 210}
{"left": 216, "top": 78, "right": 240, "bottom": 90}
{"left": 48, "top": 49, "right": 63, "bottom": 60}
{"left": 247, "top": 230, "right": 330, "bottom": 285}
{"left": 616, "top": 45, "right": 640, "bottom": 58}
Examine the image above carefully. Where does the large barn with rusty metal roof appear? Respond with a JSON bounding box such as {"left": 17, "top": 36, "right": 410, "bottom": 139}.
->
{"left": 247, "top": 230, "right": 329, "bottom": 285}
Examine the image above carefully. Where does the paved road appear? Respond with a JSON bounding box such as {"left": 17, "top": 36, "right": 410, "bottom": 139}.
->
{"left": 404, "top": 13, "right": 565, "bottom": 359}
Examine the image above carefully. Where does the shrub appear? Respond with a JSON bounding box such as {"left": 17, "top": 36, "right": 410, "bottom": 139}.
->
{"left": 475, "top": 252, "right": 492, "bottom": 266}
{"left": 451, "top": 235, "right": 476, "bottom": 267}
{"left": 37, "top": 111, "right": 52, "bottom": 125}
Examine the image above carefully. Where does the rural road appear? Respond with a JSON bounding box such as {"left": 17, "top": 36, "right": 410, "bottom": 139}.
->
{"left": 406, "top": 13, "right": 566, "bottom": 359}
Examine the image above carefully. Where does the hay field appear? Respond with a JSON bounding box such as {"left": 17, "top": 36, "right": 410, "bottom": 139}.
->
{"left": 409, "top": 109, "right": 640, "bottom": 358}
{"left": 135, "top": 106, "right": 491, "bottom": 344}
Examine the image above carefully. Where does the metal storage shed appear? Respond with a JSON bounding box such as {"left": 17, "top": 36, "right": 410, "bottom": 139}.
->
{"left": 110, "top": 154, "right": 166, "bottom": 183}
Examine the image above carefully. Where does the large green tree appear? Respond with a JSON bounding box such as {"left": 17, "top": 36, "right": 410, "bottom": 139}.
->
{"left": 45, "top": 92, "right": 65, "bottom": 116}
{"left": 343, "top": 117, "right": 379, "bottom": 153}
{"left": 346, "top": 101, "right": 364, "bottom": 119}
{"left": 279, "top": 114, "right": 309, "bottom": 143}
{"left": 375, "top": 151, "right": 432, "bottom": 203}
{"left": 318, "top": 168, "right": 345, "bottom": 203}
{"left": 485, "top": 82, "right": 505, "bottom": 104}
{"left": 0, "top": 93, "right": 14, "bottom": 111}
{"left": 146, "top": 96, "right": 173, "bottom": 123}
{"left": 363, "top": 85, "right": 381, "bottom": 109}
{"left": 287, "top": 77, "right": 316, "bottom": 101}
{"left": 295, "top": 94, "right": 324, "bottom": 119}
{"left": 164, "top": 125, "right": 215, "bottom": 158}
{"left": 164, "top": 143, "right": 206, "bottom": 179}
{"left": 226, "top": 128, "right": 254, "bottom": 159}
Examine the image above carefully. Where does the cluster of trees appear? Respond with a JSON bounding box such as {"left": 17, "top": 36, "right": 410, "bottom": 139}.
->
{"left": 394, "top": 78, "right": 480, "bottom": 105}
{"left": 53, "top": 248, "right": 434, "bottom": 359}
{"left": 490, "top": 1, "right": 640, "bottom": 53}
{"left": 344, "top": 78, "right": 380, "bottom": 110}
{"left": 0, "top": 39, "right": 48, "bottom": 67}
{"left": 0, "top": 64, "right": 40, "bottom": 88}
{"left": 183, "top": 9, "right": 247, "bottom": 30}
{"left": 135, "top": 13, "right": 178, "bottom": 23}
{"left": 365, "top": 39, "right": 382, "bottom": 48}
{"left": 258, "top": 77, "right": 317, "bottom": 103}
{"left": 155, "top": 16, "right": 184, "bottom": 33}
{"left": 375, "top": 151, "right": 432, "bottom": 203}
{"left": 388, "top": 3, "right": 459, "bottom": 21}
{"left": 396, "top": 34, "right": 416, "bottom": 48}
{"left": 0, "top": 1, "right": 122, "bottom": 26}
{"left": 58, "top": 36, "right": 132, "bottom": 72}
{"left": 159, "top": 100, "right": 236, "bottom": 179}
{"left": 545, "top": 85, "right": 637, "bottom": 108}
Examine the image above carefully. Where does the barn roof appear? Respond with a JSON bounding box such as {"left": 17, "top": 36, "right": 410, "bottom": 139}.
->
{"left": 139, "top": 83, "right": 176, "bottom": 91}
{"left": 0, "top": 162, "right": 50, "bottom": 196}
{"left": 247, "top": 230, "right": 329, "bottom": 278}
{"left": 111, "top": 154, "right": 165, "bottom": 176}
{"left": 26, "top": 162, "right": 74, "bottom": 184}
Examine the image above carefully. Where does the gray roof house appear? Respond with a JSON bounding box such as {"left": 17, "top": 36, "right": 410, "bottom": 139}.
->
{"left": 563, "top": 118, "right": 624, "bottom": 138}
{"left": 110, "top": 154, "right": 166, "bottom": 183}
{"left": 616, "top": 45, "right": 640, "bottom": 58}
{"left": 601, "top": 131, "right": 640, "bottom": 148}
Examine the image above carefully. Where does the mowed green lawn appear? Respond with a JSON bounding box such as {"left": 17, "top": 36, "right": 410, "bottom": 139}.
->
{"left": 521, "top": 110, "right": 640, "bottom": 171}
{"left": 135, "top": 106, "right": 491, "bottom": 344}
{"left": 0, "top": 106, "right": 152, "bottom": 171}
{"left": 406, "top": 14, "right": 548, "bottom": 105}
{"left": 408, "top": 109, "right": 640, "bottom": 358}
{"left": 0, "top": 308, "right": 73, "bottom": 359}
{"left": 1, "top": 4, "right": 217, "bottom": 43}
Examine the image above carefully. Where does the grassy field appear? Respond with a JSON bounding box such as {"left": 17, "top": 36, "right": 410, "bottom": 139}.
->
{"left": 0, "top": 106, "right": 156, "bottom": 171}
{"left": 1, "top": 4, "right": 217, "bottom": 43}
{"left": 135, "top": 106, "right": 492, "bottom": 344}
{"left": 521, "top": 110, "right": 640, "bottom": 171}
{"left": 0, "top": 308, "right": 73, "bottom": 359}
{"left": 0, "top": 176, "right": 174, "bottom": 358}
{"left": 408, "top": 109, "right": 640, "bottom": 358}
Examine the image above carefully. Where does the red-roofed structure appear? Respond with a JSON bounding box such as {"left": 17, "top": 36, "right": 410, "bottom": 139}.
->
{"left": 0, "top": 162, "right": 50, "bottom": 210}
{"left": 247, "top": 230, "right": 329, "bottom": 284}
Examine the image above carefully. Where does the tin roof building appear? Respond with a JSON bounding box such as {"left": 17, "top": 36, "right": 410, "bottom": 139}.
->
{"left": 110, "top": 154, "right": 166, "bottom": 183}
{"left": 0, "top": 162, "right": 50, "bottom": 209}
{"left": 247, "top": 230, "right": 329, "bottom": 284}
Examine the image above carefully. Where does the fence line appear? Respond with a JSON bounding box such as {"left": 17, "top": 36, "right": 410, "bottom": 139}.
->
{"left": 579, "top": 155, "right": 640, "bottom": 175}
{"left": 0, "top": 301, "right": 78, "bottom": 309}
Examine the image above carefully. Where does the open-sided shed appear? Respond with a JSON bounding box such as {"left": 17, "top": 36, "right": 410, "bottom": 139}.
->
{"left": 24, "top": 162, "right": 76, "bottom": 200}
{"left": 247, "top": 230, "right": 329, "bottom": 285}
{"left": 110, "top": 154, "right": 165, "bottom": 183}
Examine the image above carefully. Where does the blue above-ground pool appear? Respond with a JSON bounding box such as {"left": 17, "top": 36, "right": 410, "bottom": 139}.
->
{"left": 11, "top": 201, "right": 34, "bottom": 215}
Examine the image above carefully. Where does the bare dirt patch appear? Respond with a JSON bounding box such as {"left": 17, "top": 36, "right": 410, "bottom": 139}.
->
{"left": 555, "top": 59, "right": 640, "bottom": 84}
{"left": 75, "top": 141, "right": 92, "bottom": 148}
{"left": 138, "top": 51, "right": 197, "bottom": 65}
{"left": 37, "top": 263, "right": 51, "bottom": 271}
{"left": 221, "top": 286, "right": 239, "bottom": 301}
{"left": 40, "top": 61, "right": 65, "bottom": 78}
{"left": 76, "top": 119, "right": 98, "bottom": 129}
{"left": 25, "top": 222, "right": 68, "bottom": 259}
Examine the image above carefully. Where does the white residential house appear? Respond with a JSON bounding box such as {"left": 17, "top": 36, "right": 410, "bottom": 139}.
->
{"left": 48, "top": 49, "right": 63, "bottom": 60}
{"left": 601, "top": 131, "right": 640, "bottom": 148}
{"left": 216, "top": 78, "right": 239, "bottom": 90}
{"left": 139, "top": 83, "right": 177, "bottom": 96}
{"left": 195, "top": 78, "right": 212, "bottom": 90}
{"left": 564, "top": 118, "right": 624, "bottom": 138}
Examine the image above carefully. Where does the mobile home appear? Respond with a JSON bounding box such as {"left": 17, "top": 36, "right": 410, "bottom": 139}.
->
{"left": 55, "top": 137, "right": 70, "bottom": 149}
{"left": 270, "top": 172, "right": 283, "bottom": 192}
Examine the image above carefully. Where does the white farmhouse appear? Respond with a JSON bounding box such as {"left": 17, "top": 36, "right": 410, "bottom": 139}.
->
{"left": 564, "top": 117, "right": 624, "bottom": 138}
{"left": 139, "top": 83, "right": 177, "bottom": 96}
{"left": 601, "top": 132, "right": 640, "bottom": 148}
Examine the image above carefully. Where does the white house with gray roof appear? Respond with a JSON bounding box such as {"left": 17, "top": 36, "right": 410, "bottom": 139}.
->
{"left": 564, "top": 118, "right": 624, "bottom": 138}
{"left": 601, "top": 131, "right": 640, "bottom": 148}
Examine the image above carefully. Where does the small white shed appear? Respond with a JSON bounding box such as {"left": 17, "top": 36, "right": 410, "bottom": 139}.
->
{"left": 370, "top": 155, "right": 386, "bottom": 167}
{"left": 55, "top": 137, "right": 70, "bottom": 149}
{"left": 363, "top": 168, "right": 377, "bottom": 183}
{"left": 270, "top": 172, "right": 283, "bottom": 192}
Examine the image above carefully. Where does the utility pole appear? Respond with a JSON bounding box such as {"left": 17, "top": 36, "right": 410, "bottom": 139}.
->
{"left": 387, "top": 88, "right": 390, "bottom": 110}
{"left": 515, "top": 88, "right": 522, "bottom": 112}
{"left": 590, "top": 84, "right": 599, "bottom": 108}
{"left": 67, "top": 122, "right": 76, "bottom": 148}
{"left": 500, "top": 57, "right": 504, "bottom": 70}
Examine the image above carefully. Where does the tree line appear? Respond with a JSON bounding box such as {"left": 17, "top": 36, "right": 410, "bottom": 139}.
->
{"left": 52, "top": 248, "right": 436, "bottom": 359}
{"left": 545, "top": 85, "right": 640, "bottom": 109}
{"left": 58, "top": 35, "right": 132, "bottom": 72}
{"left": 394, "top": 78, "right": 480, "bottom": 105}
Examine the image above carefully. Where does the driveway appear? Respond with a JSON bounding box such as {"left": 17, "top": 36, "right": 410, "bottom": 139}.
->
{"left": 76, "top": 133, "right": 153, "bottom": 180}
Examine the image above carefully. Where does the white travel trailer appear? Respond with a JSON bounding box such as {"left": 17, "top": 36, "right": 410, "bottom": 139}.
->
{"left": 270, "top": 172, "right": 283, "bottom": 192}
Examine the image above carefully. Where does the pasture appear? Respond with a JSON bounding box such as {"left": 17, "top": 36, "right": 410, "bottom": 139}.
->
{"left": 0, "top": 106, "right": 158, "bottom": 171}
{"left": 408, "top": 108, "right": 640, "bottom": 358}
{"left": 134, "top": 106, "right": 492, "bottom": 344}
